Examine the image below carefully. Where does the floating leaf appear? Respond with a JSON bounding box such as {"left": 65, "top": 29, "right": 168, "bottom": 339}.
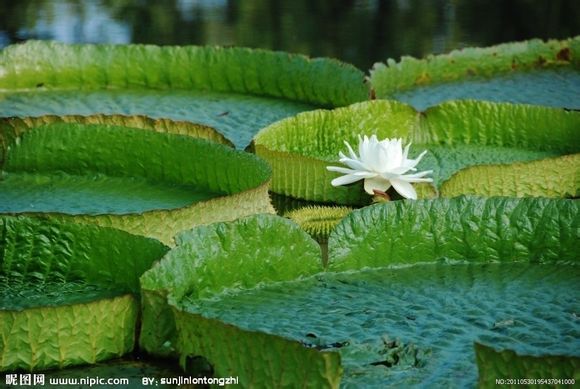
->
{"left": 0, "top": 216, "right": 169, "bottom": 371}
{"left": 370, "top": 36, "right": 580, "bottom": 109}
{"left": 185, "top": 262, "right": 578, "bottom": 388}
{"left": 0, "top": 114, "right": 234, "bottom": 150}
{"left": 139, "top": 214, "right": 327, "bottom": 378}
{"left": 141, "top": 197, "right": 578, "bottom": 387}
{"left": 328, "top": 196, "right": 578, "bottom": 270}
{"left": 0, "top": 41, "right": 368, "bottom": 148}
{"left": 475, "top": 343, "right": 580, "bottom": 388}
{"left": 440, "top": 153, "right": 580, "bottom": 198}
{"left": 254, "top": 100, "right": 579, "bottom": 204}
{"left": 0, "top": 122, "right": 274, "bottom": 245}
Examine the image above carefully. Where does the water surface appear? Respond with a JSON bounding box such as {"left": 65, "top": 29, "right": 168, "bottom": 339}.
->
{"left": 2, "top": 0, "right": 578, "bottom": 71}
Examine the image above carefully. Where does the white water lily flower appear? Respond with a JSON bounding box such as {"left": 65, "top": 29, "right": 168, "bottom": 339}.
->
{"left": 326, "top": 135, "right": 433, "bottom": 200}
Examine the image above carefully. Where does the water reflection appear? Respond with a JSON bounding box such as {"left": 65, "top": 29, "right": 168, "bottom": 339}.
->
{"left": 1, "top": 0, "right": 579, "bottom": 69}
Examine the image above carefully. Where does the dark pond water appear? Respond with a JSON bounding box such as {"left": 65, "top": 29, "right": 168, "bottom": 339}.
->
{"left": 1, "top": 0, "right": 579, "bottom": 70}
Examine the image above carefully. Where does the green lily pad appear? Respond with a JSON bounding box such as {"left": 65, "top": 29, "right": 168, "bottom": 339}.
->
{"left": 0, "top": 41, "right": 368, "bottom": 148}
{"left": 140, "top": 214, "right": 340, "bottom": 388}
{"left": 440, "top": 153, "right": 580, "bottom": 198}
{"left": 474, "top": 343, "right": 580, "bottom": 388}
{"left": 0, "top": 172, "right": 220, "bottom": 215}
{"left": 0, "top": 216, "right": 169, "bottom": 371}
{"left": 139, "top": 214, "right": 322, "bottom": 358}
{"left": 0, "top": 114, "right": 234, "bottom": 148}
{"left": 393, "top": 68, "right": 580, "bottom": 110}
{"left": 370, "top": 36, "right": 580, "bottom": 109}
{"left": 329, "top": 197, "right": 578, "bottom": 270}
{"left": 140, "top": 197, "right": 579, "bottom": 388}
{"left": 1, "top": 278, "right": 129, "bottom": 311}
{"left": 254, "top": 100, "right": 580, "bottom": 205}
{"left": 0, "top": 122, "right": 274, "bottom": 245}
{"left": 187, "top": 263, "right": 578, "bottom": 388}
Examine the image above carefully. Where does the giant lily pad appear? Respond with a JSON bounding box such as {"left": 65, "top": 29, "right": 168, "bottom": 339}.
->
{"left": 139, "top": 215, "right": 326, "bottom": 365}
{"left": 441, "top": 153, "right": 580, "bottom": 198}
{"left": 0, "top": 121, "right": 274, "bottom": 245}
{"left": 139, "top": 197, "right": 579, "bottom": 387}
{"left": 254, "top": 99, "right": 580, "bottom": 205}
{"left": 475, "top": 343, "right": 580, "bottom": 388}
{"left": 0, "top": 114, "right": 234, "bottom": 149}
{"left": 0, "top": 41, "right": 368, "bottom": 148}
{"left": 370, "top": 36, "right": 580, "bottom": 110}
{"left": 0, "top": 216, "right": 169, "bottom": 371}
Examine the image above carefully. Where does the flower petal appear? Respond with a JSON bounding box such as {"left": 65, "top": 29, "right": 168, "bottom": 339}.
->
{"left": 403, "top": 142, "right": 412, "bottom": 160}
{"left": 404, "top": 170, "right": 433, "bottom": 178}
{"left": 391, "top": 178, "right": 418, "bottom": 200}
{"left": 327, "top": 166, "right": 358, "bottom": 174}
{"left": 369, "top": 142, "right": 386, "bottom": 172}
{"left": 344, "top": 140, "right": 358, "bottom": 160}
{"left": 358, "top": 135, "right": 368, "bottom": 158}
{"left": 353, "top": 171, "right": 378, "bottom": 178}
{"left": 389, "top": 165, "right": 413, "bottom": 175}
{"left": 380, "top": 171, "right": 399, "bottom": 180}
{"left": 363, "top": 176, "right": 391, "bottom": 195}
{"left": 360, "top": 135, "right": 374, "bottom": 167}
{"left": 400, "top": 170, "right": 434, "bottom": 182}
{"left": 384, "top": 138, "right": 404, "bottom": 171}
{"left": 339, "top": 157, "right": 368, "bottom": 171}
{"left": 331, "top": 174, "right": 363, "bottom": 186}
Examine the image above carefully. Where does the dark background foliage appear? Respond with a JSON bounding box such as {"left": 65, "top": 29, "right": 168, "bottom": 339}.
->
{"left": 1, "top": 0, "right": 579, "bottom": 70}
